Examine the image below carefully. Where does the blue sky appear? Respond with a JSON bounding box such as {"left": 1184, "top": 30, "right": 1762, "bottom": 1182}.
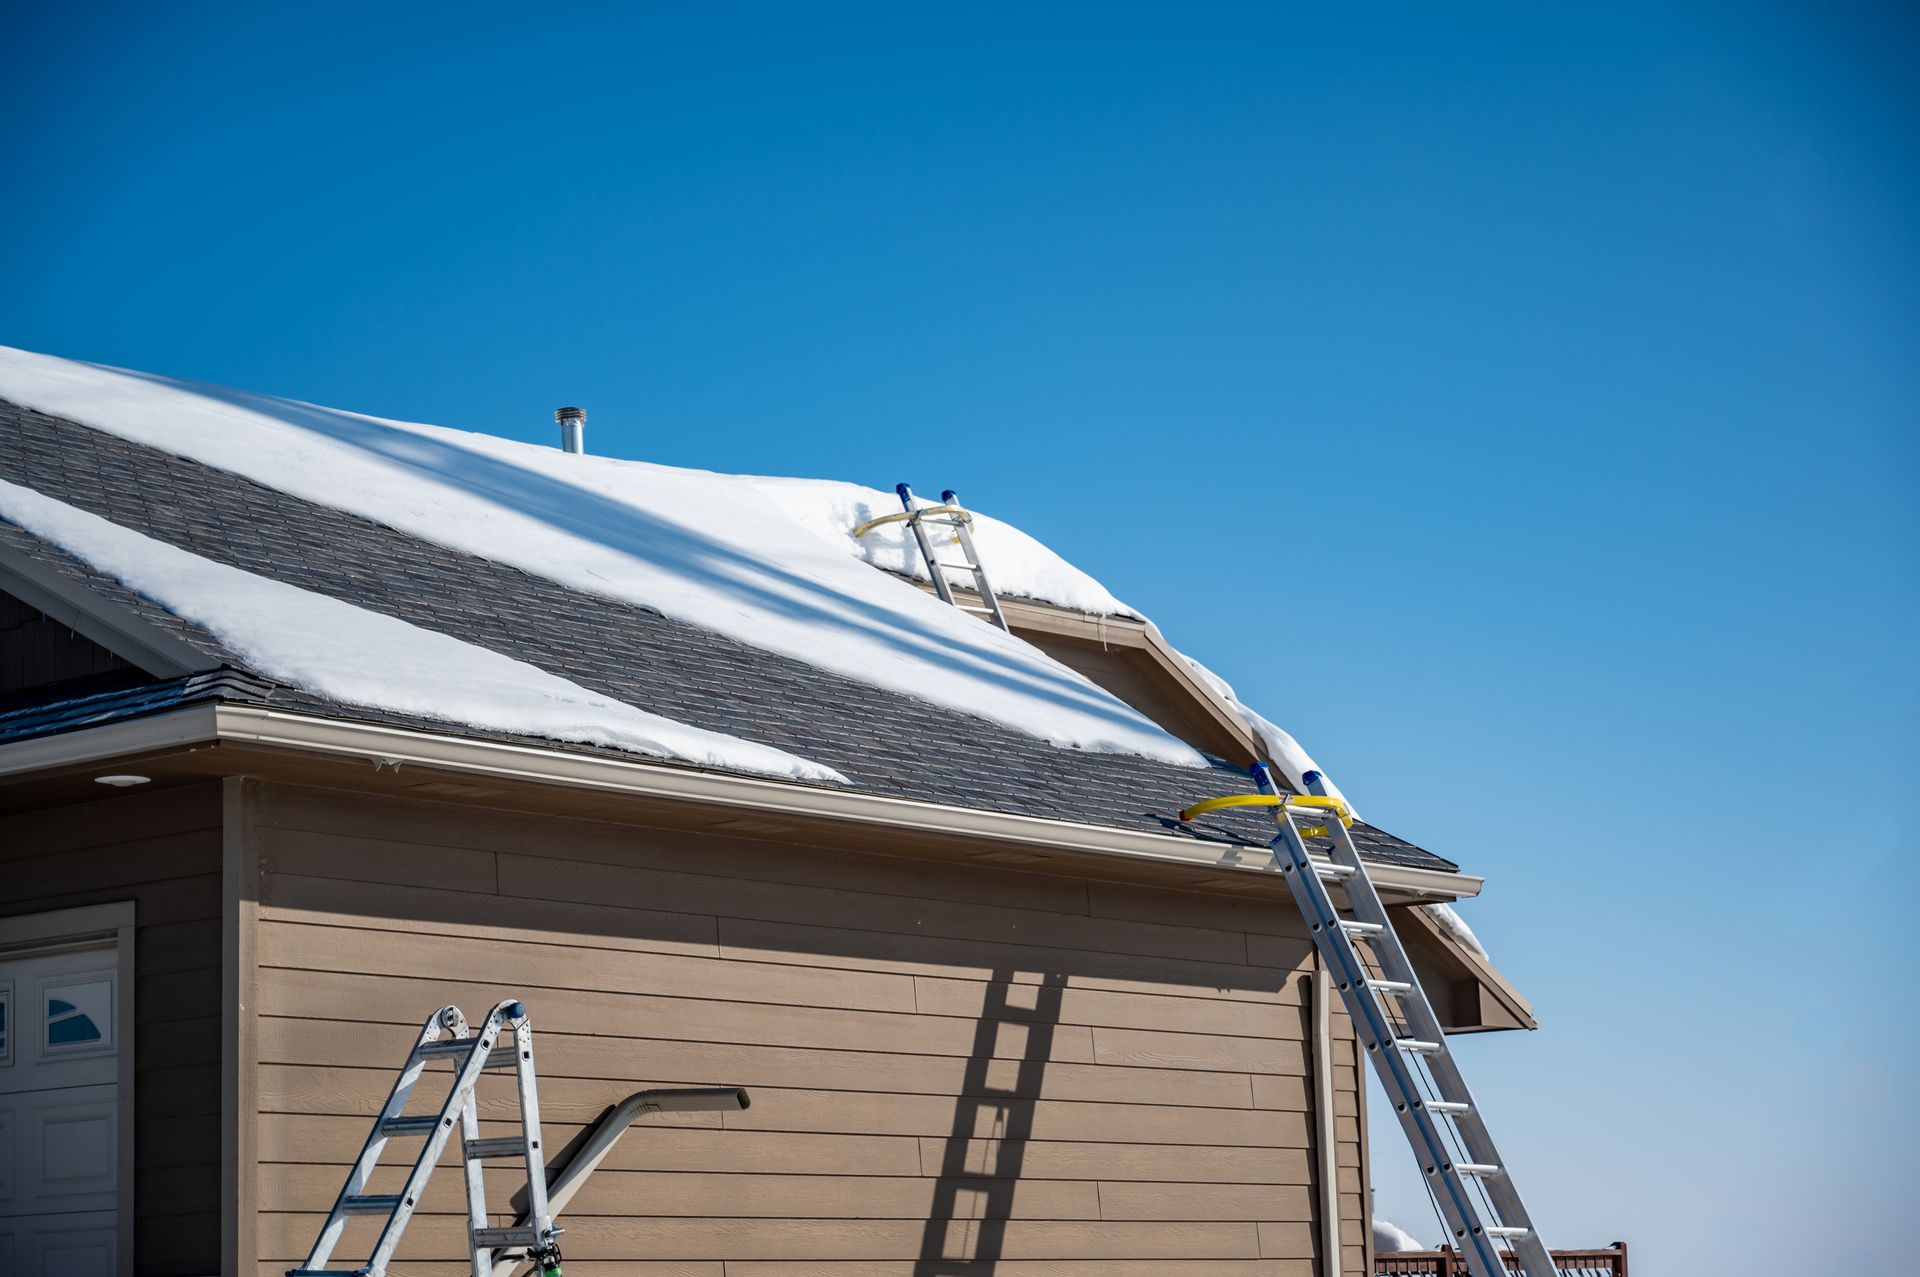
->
{"left": 3, "top": 4, "right": 1914, "bottom": 1271}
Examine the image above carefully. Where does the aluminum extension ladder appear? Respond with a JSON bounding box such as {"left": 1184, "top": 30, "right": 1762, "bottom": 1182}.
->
{"left": 852, "top": 483, "right": 1010, "bottom": 631}
{"left": 1249, "top": 763, "right": 1559, "bottom": 1277}
{"left": 289, "top": 999, "right": 563, "bottom": 1277}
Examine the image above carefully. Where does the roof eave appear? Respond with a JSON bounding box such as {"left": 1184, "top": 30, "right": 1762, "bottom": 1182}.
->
{"left": 0, "top": 703, "right": 1483, "bottom": 901}
{"left": 0, "top": 535, "right": 217, "bottom": 678}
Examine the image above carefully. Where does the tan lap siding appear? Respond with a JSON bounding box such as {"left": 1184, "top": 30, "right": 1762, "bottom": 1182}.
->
{"left": 248, "top": 782, "right": 1365, "bottom": 1275}
{"left": 0, "top": 784, "right": 223, "bottom": 1277}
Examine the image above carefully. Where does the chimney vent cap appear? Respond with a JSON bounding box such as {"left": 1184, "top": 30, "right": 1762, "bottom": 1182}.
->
{"left": 555, "top": 406, "right": 588, "bottom": 424}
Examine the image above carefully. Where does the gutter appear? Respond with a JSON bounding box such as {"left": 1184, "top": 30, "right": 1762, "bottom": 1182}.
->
{"left": 0, "top": 704, "right": 1482, "bottom": 901}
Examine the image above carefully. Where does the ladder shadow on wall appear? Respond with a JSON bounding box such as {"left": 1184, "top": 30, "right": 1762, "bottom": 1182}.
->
{"left": 915, "top": 969, "right": 1068, "bottom": 1276}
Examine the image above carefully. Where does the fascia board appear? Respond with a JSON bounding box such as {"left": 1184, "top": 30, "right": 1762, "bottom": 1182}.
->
{"left": 1401, "top": 897, "right": 1536, "bottom": 1026}
{"left": 0, "top": 703, "right": 1483, "bottom": 900}
{"left": 0, "top": 703, "right": 221, "bottom": 776}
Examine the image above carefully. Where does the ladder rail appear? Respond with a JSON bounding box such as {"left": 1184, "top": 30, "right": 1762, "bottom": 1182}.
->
{"left": 1322, "top": 817, "right": 1554, "bottom": 1277}
{"left": 881, "top": 483, "right": 1012, "bottom": 632}
{"left": 1269, "top": 810, "right": 1504, "bottom": 1277}
{"left": 460, "top": 1085, "right": 489, "bottom": 1277}
{"left": 507, "top": 1015, "right": 556, "bottom": 1247}
{"left": 896, "top": 483, "right": 959, "bottom": 607}
{"left": 369, "top": 1001, "right": 522, "bottom": 1275}
{"left": 297, "top": 1000, "right": 747, "bottom": 1277}
{"left": 297, "top": 1004, "right": 462, "bottom": 1274}
{"left": 291, "top": 999, "right": 544, "bottom": 1277}
{"left": 939, "top": 489, "right": 1010, "bottom": 631}
{"left": 1253, "top": 765, "right": 1558, "bottom": 1277}
{"left": 1331, "top": 831, "right": 1547, "bottom": 1265}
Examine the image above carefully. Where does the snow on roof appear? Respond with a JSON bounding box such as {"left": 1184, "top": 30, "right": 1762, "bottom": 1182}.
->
{"left": 0, "top": 345, "right": 1342, "bottom": 785}
{"left": 1174, "top": 650, "right": 1351, "bottom": 811}
{"left": 750, "top": 474, "right": 1135, "bottom": 617}
{"left": 0, "top": 476, "right": 842, "bottom": 781}
{"left": 1422, "top": 901, "right": 1490, "bottom": 960}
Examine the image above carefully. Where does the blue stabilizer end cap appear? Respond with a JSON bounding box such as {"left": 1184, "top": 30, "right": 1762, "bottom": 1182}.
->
{"left": 504, "top": 1000, "right": 525, "bottom": 1021}
{"left": 941, "top": 489, "right": 957, "bottom": 504}
{"left": 1302, "top": 770, "right": 1321, "bottom": 787}
{"left": 896, "top": 482, "right": 913, "bottom": 501}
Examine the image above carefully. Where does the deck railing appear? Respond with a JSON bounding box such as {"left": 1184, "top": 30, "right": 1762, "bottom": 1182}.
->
{"left": 1376, "top": 1243, "right": 1628, "bottom": 1277}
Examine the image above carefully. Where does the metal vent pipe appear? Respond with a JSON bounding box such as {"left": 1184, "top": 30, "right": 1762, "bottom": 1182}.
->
{"left": 555, "top": 406, "right": 587, "bottom": 454}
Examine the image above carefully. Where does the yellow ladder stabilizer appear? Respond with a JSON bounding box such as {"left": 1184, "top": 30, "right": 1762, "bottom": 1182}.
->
{"left": 851, "top": 504, "right": 971, "bottom": 538}
{"left": 1177, "top": 792, "right": 1353, "bottom": 838}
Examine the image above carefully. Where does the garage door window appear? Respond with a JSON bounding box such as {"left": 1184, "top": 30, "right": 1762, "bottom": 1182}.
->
{"left": 44, "top": 981, "right": 111, "bottom": 1053}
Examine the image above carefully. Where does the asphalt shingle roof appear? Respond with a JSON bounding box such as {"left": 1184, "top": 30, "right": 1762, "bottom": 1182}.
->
{"left": 0, "top": 398, "right": 1454, "bottom": 873}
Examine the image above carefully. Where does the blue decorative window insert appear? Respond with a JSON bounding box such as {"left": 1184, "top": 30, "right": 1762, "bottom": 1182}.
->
{"left": 43, "top": 979, "right": 112, "bottom": 1053}
{"left": 47, "top": 998, "right": 103, "bottom": 1045}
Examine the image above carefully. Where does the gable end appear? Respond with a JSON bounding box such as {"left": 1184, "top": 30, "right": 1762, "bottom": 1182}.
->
{"left": 0, "top": 587, "right": 134, "bottom": 696}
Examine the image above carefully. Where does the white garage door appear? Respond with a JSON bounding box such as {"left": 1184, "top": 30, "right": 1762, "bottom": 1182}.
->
{"left": 0, "top": 941, "right": 120, "bottom": 1277}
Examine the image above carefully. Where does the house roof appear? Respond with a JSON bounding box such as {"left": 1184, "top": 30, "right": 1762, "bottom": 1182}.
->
{"left": 0, "top": 392, "right": 1455, "bottom": 874}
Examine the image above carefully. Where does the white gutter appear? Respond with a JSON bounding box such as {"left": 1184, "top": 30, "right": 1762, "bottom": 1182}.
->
{"left": 0, "top": 702, "right": 222, "bottom": 773}
{"left": 0, "top": 704, "right": 1482, "bottom": 900}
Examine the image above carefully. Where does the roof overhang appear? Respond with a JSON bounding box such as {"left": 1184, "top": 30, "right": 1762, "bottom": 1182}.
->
{"left": 0, "top": 702, "right": 1482, "bottom": 903}
{"left": 0, "top": 537, "right": 216, "bottom": 678}
{"left": 1397, "top": 900, "right": 1539, "bottom": 1032}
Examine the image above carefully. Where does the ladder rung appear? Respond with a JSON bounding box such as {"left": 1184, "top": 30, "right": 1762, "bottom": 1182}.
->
{"left": 287, "top": 1270, "right": 369, "bottom": 1276}
{"left": 1456, "top": 1162, "right": 1502, "bottom": 1176}
{"left": 1426, "top": 1100, "right": 1471, "bottom": 1116}
{"left": 1367, "top": 979, "right": 1413, "bottom": 996}
{"left": 472, "top": 1226, "right": 544, "bottom": 1247}
{"left": 1312, "top": 861, "right": 1356, "bottom": 880}
{"left": 957, "top": 605, "right": 996, "bottom": 614}
{"left": 416, "top": 1040, "right": 516, "bottom": 1068}
{"left": 464, "top": 1136, "right": 529, "bottom": 1160}
{"left": 933, "top": 560, "right": 981, "bottom": 571}
{"left": 1485, "top": 1226, "right": 1532, "bottom": 1239}
{"left": 378, "top": 1114, "right": 446, "bottom": 1136}
{"left": 340, "top": 1193, "right": 404, "bottom": 1215}
{"left": 1395, "top": 1038, "right": 1443, "bottom": 1055}
{"left": 1339, "top": 921, "right": 1384, "bottom": 939}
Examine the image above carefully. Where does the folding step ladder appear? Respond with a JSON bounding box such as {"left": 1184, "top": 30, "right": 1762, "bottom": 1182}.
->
{"left": 851, "top": 483, "right": 1010, "bottom": 631}
{"left": 289, "top": 999, "right": 562, "bottom": 1277}
{"left": 1183, "top": 766, "right": 1559, "bottom": 1277}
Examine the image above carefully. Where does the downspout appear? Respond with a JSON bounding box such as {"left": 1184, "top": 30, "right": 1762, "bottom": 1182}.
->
{"left": 1313, "top": 965, "right": 1343, "bottom": 1277}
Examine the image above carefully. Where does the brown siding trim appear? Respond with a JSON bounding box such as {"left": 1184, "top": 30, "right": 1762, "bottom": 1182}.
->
{"left": 222, "top": 778, "right": 260, "bottom": 1276}
{"left": 1356, "top": 1017, "right": 1375, "bottom": 1275}
{"left": 1312, "top": 964, "right": 1342, "bottom": 1277}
